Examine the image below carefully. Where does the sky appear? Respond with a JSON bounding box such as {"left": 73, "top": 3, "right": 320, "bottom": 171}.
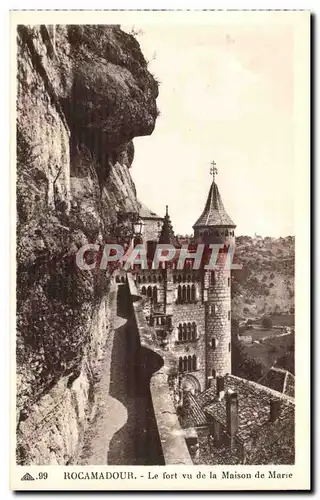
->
{"left": 123, "top": 22, "right": 294, "bottom": 237}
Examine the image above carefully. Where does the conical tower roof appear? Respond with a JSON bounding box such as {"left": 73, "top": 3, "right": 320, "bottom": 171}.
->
{"left": 159, "top": 205, "right": 176, "bottom": 244}
{"left": 193, "top": 180, "right": 235, "bottom": 228}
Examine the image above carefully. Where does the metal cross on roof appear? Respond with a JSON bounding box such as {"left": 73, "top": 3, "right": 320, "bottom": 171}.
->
{"left": 210, "top": 160, "right": 218, "bottom": 182}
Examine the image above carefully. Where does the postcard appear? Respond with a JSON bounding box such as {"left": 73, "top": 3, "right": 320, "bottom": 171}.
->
{"left": 10, "top": 9, "right": 310, "bottom": 491}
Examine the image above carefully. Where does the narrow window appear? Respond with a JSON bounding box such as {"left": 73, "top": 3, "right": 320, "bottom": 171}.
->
{"left": 178, "top": 324, "right": 182, "bottom": 341}
{"left": 178, "top": 285, "right": 182, "bottom": 302}
{"left": 183, "top": 356, "right": 188, "bottom": 372}
{"left": 187, "top": 323, "right": 192, "bottom": 340}
{"left": 211, "top": 272, "right": 216, "bottom": 285}
{"left": 141, "top": 286, "right": 146, "bottom": 295}
{"left": 228, "top": 277, "right": 230, "bottom": 287}
{"left": 153, "top": 287, "right": 158, "bottom": 303}
{"left": 228, "top": 342, "right": 231, "bottom": 352}
{"left": 182, "top": 285, "right": 187, "bottom": 302}
{"left": 192, "top": 355, "right": 197, "bottom": 371}
{"left": 192, "top": 322, "right": 197, "bottom": 339}
{"left": 191, "top": 284, "right": 196, "bottom": 301}
{"left": 187, "top": 285, "right": 191, "bottom": 302}
{"left": 228, "top": 310, "right": 231, "bottom": 320}
{"left": 211, "top": 338, "right": 216, "bottom": 350}
{"left": 178, "top": 357, "right": 183, "bottom": 372}
{"left": 187, "top": 355, "right": 192, "bottom": 372}
{"left": 183, "top": 323, "right": 187, "bottom": 341}
{"left": 212, "top": 369, "right": 216, "bottom": 379}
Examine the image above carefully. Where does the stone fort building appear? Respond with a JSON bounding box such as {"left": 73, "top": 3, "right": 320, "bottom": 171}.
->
{"left": 130, "top": 173, "right": 236, "bottom": 394}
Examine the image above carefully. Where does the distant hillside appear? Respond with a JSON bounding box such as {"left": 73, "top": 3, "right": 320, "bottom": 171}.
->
{"left": 231, "top": 236, "right": 294, "bottom": 319}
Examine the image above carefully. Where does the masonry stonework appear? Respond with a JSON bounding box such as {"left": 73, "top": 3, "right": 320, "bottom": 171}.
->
{"left": 134, "top": 177, "right": 236, "bottom": 395}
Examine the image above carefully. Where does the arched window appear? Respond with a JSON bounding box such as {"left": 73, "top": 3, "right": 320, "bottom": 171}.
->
{"left": 192, "top": 355, "right": 197, "bottom": 371}
{"left": 178, "top": 274, "right": 182, "bottom": 283}
{"left": 225, "top": 230, "right": 229, "bottom": 237}
{"left": 153, "top": 287, "right": 158, "bottom": 303}
{"left": 183, "top": 323, "right": 187, "bottom": 341}
{"left": 173, "top": 275, "right": 176, "bottom": 284}
{"left": 187, "top": 355, "right": 192, "bottom": 372}
{"left": 182, "top": 274, "right": 186, "bottom": 283}
{"left": 153, "top": 275, "right": 157, "bottom": 283}
{"left": 191, "top": 284, "right": 196, "bottom": 301}
{"left": 141, "top": 286, "right": 146, "bottom": 295}
{"left": 142, "top": 275, "right": 146, "bottom": 283}
{"left": 178, "top": 285, "right": 182, "bottom": 303}
{"left": 178, "top": 357, "right": 183, "bottom": 372}
{"left": 209, "top": 304, "right": 217, "bottom": 317}
{"left": 183, "top": 356, "right": 188, "bottom": 372}
{"left": 121, "top": 276, "right": 125, "bottom": 283}
{"left": 136, "top": 275, "right": 141, "bottom": 284}
{"left": 147, "top": 286, "right": 152, "bottom": 297}
{"left": 148, "top": 275, "right": 152, "bottom": 283}
{"left": 158, "top": 275, "right": 162, "bottom": 283}
{"left": 211, "top": 338, "right": 217, "bottom": 350}
{"left": 212, "top": 369, "right": 216, "bottom": 379}
{"left": 187, "top": 274, "right": 191, "bottom": 282}
{"left": 187, "top": 323, "right": 192, "bottom": 340}
{"left": 116, "top": 276, "right": 120, "bottom": 283}
{"left": 178, "top": 324, "right": 183, "bottom": 341}
{"left": 187, "top": 285, "right": 191, "bottom": 302}
{"left": 192, "top": 322, "right": 197, "bottom": 339}
{"left": 182, "top": 285, "right": 187, "bottom": 302}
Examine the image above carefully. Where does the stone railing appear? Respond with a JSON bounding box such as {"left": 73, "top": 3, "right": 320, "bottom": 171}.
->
{"left": 127, "top": 273, "right": 192, "bottom": 465}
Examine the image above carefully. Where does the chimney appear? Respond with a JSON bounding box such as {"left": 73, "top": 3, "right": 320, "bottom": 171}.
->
{"left": 270, "top": 398, "right": 281, "bottom": 422}
{"left": 216, "top": 376, "right": 225, "bottom": 400}
{"left": 226, "top": 391, "right": 238, "bottom": 448}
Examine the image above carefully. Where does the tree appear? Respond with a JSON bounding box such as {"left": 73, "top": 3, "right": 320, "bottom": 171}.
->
{"left": 262, "top": 316, "right": 273, "bottom": 329}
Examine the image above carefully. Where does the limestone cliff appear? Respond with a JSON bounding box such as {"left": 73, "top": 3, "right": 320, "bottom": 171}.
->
{"left": 16, "top": 24, "right": 158, "bottom": 464}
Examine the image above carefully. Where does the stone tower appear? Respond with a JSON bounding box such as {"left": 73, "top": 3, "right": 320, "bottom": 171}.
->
{"left": 193, "top": 168, "right": 236, "bottom": 388}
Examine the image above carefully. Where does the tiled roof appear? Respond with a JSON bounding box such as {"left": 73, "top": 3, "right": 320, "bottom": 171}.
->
{"left": 193, "top": 181, "right": 235, "bottom": 228}
{"left": 181, "top": 392, "right": 207, "bottom": 428}
{"left": 139, "top": 201, "right": 163, "bottom": 220}
{"left": 190, "top": 375, "right": 294, "bottom": 444}
{"left": 258, "top": 367, "right": 295, "bottom": 397}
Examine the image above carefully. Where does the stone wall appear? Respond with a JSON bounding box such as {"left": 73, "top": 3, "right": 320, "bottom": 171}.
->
{"left": 127, "top": 274, "right": 193, "bottom": 465}
{"left": 205, "top": 259, "right": 232, "bottom": 379}
{"left": 17, "top": 292, "right": 115, "bottom": 465}
{"left": 170, "top": 303, "right": 206, "bottom": 391}
{"left": 16, "top": 24, "right": 159, "bottom": 465}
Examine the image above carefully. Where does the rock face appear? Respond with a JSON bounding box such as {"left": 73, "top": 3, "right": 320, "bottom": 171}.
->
{"left": 16, "top": 24, "right": 158, "bottom": 464}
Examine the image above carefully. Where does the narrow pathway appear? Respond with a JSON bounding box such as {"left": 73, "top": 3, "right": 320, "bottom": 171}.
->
{"left": 79, "top": 283, "right": 156, "bottom": 465}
